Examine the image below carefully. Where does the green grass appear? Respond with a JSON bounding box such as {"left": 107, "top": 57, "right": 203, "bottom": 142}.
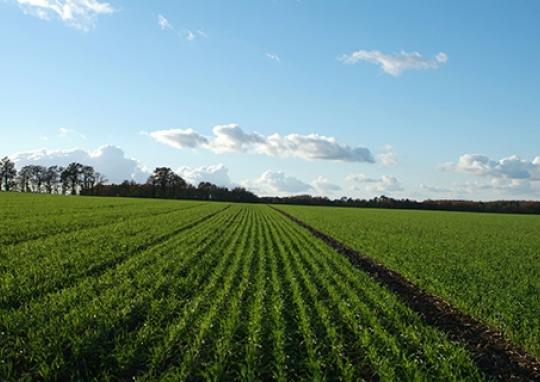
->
{"left": 278, "top": 205, "right": 540, "bottom": 357}
{"left": 0, "top": 193, "right": 489, "bottom": 380}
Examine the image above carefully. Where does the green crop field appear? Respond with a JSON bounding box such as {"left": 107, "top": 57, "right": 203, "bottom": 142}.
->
{"left": 278, "top": 205, "right": 540, "bottom": 358}
{"left": 1, "top": 193, "right": 538, "bottom": 381}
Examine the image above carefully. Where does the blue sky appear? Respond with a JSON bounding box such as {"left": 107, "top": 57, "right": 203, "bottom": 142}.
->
{"left": 1, "top": 0, "right": 539, "bottom": 199}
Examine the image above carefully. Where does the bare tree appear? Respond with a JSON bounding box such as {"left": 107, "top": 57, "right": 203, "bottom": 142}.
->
{"left": 95, "top": 172, "right": 107, "bottom": 186}
{"left": 0, "top": 157, "right": 17, "bottom": 191}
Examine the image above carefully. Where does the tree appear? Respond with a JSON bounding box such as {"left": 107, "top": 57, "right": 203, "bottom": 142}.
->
{"left": 17, "top": 165, "right": 34, "bottom": 192}
{"left": 147, "top": 167, "right": 174, "bottom": 197}
{"left": 168, "top": 173, "right": 187, "bottom": 198}
{"left": 30, "top": 165, "right": 47, "bottom": 192}
{"left": 0, "top": 157, "right": 17, "bottom": 191}
{"left": 44, "top": 166, "right": 60, "bottom": 194}
{"left": 61, "top": 162, "right": 84, "bottom": 194}
{"left": 81, "top": 165, "right": 96, "bottom": 193}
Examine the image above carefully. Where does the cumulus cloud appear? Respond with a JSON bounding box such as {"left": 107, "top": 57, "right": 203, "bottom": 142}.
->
{"left": 243, "top": 170, "right": 313, "bottom": 196}
{"left": 177, "top": 163, "right": 233, "bottom": 188}
{"left": 312, "top": 176, "right": 341, "bottom": 193}
{"left": 16, "top": 0, "right": 114, "bottom": 30}
{"left": 11, "top": 145, "right": 148, "bottom": 183}
{"left": 378, "top": 144, "right": 397, "bottom": 165}
{"left": 340, "top": 49, "right": 448, "bottom": 76}
{"left": 149, "top": 124, "right": 375, "bottom": 163}
{"left": 444, "top": 154, "right": 540, "bottom": 180}
{"left": 347, "top": 174, "right": 403, "bottom": 193}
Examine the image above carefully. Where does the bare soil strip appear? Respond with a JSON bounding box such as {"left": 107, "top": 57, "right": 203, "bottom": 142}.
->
{"left": 271, "top": 206, "right": 540, "bottom": 381}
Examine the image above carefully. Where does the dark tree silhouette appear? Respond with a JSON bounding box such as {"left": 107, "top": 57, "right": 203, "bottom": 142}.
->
{"left": 30, "top": 165, "right": 47, "bottom": 193}
{"left": 0, "top": 157, "right": 17, "bottom": 191}
{"left": 17, "top": 165, "right": 34, "bottom": 192}
{"left": 44, "top": 166, "right": 60, "bottom": 194}
{"left": 81, "top": 165, "right": 96, "bottom": 193}
{"left": 61, "top": 162, "right": 84, "bottom": 195}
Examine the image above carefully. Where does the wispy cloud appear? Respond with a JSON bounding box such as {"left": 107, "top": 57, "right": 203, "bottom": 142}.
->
{"left": 149, "top": 124, "right": 375, "bottom": 163}
{"left": 157, "top": 14, "right": 172, "bottom": 30}
{"left": 184, "top": 30, "right": 195, "bottom": 41}
{"left": 157, "top": 14, "right": 206, "bottom": 42}
{"left": 16, "top": 0, "right": 114, "bottom": 30}
{"left": 266, "top": 52, "right": 280, "bottom": 63}
{"left": 58, "top": 127, "right": 86, "bottom": 140}
{"left": 340, "top": 49, "right": 448, "bottom": 76}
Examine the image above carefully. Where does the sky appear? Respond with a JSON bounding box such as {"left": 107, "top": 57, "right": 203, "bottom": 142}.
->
{"left": 1, "top": 0, "right": 539, "bottom": 200}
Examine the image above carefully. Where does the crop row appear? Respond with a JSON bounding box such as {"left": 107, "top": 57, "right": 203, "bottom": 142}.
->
{"left": 1, "top": 199, "right": 487, "bottom": 380}
{"left": 277, "top": 205, "right": 540, "bottom": 357}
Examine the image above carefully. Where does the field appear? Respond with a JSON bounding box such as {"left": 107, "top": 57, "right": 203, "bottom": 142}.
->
{"left": 0, "top": 193, "right": 538, "bottom": 380}
{"left": 278, "top": 205, "right": 540, "bottom": 358}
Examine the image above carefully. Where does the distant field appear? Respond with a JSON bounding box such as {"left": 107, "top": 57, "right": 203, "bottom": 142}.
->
{"left": 0, "top": 193, "right": 489, "bottom": 381}
{"left": 279, "top": 205, "right": 540, "bottom": 357}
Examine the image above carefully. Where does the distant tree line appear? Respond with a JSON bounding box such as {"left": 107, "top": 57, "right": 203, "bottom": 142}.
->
{"left": 261, "top": 194, "right": 540, "bottom": 215}
{"left": 88, "top": 167, "right": 259, "bottom": 202}
{"left": 2, "top": 156, "right": 539, "bottom": 213}
{"left": 0, "top": 158, "right": 257, "bottom": 202}
{"left": 0, "top": 157, "right": 104, "bottom": 194}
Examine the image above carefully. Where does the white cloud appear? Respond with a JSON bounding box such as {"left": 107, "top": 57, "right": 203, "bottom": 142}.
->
{"left": 420, "top": 179, "right": 540, "bottom": 199}
{"left": 312, "top": 176, "right": 341, "bottom": 193}
{"left": 149, "top": 128, "right": 209, "bottom": 149}
{"left": 158, "top": 14, "right": 172, "bottom": 30}
{"left": 245, "top": 170, "right": 313, "bottom": 196}
{"left": 340, "top": 49, "right": 448, "bottom": 76}
{"left": 177, "top": 163, "right": 232, "bottom": 188}
{"left": 208, "top": 124, "right": 266, "bottom": 154}
{"left": 347, "top": 173, "right": 403, "bottom": 193}
{"left": 266, "top": 52, "right": 280, "bottom": 62}
{"left": 445, "top": 154, "right": 540, "bottom": 180}
{"left": 11, "top": 145, "right": 148, "bottom": 184}
{"left": 157, "top": 15, "right": 205, "bottom": 42}
{"left": 149, "top": 124, "right": 375, "bottom": 163}
{"left": 16, "top": 0, "right": 114, "bottom": 30}
{"left": 439, "top": 154, "right": 540, "bottom": 199}
{"left": 378, "top": 144, "right": 397, "bottom": 165}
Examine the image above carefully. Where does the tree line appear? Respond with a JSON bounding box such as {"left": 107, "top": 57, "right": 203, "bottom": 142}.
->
{"left": 1, "top": 156, "right": 539, "bottom": 214}
{"left": 90, "top": 167, "right": 259, "bottom": 202}
{"left": 0, "top": 157, "right": 104, "bottom": 194}
{"left": 0, "top": 158, "right": 258, "bottom": 202}
{"left": 261, "top": 194, "right": 540, "bottom": 215}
